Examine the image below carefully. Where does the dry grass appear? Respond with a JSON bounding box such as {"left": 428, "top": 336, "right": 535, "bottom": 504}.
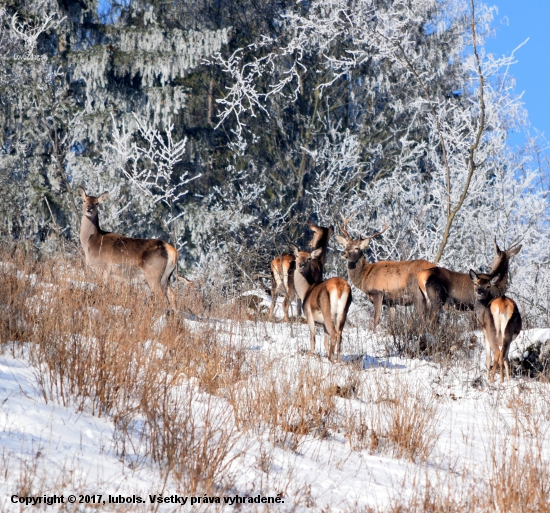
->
{"left": 386, "top": 305, "right": 477, "bottom": 360}
{"left": 0, "top": 244, "right": 244, "bottom": 495}
{"left": 345, "top": 374, "right": 442, "bottom": 462}
{"left": 2, "top": 242, "right": 550, "bottom": 511}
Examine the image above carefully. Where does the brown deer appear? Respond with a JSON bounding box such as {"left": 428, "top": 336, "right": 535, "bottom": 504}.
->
{"left": 268, "top": 221, "right": 333, "bottom": 321}
{"left": 418, "top": 239, "right": 522, "bottom": 323}
{"left": 77, "top": 186, "right": 178, "bottom": 307}
{"left": 335, "top": 216, "right": 435, "bottom": 328}
{"left": 290, "top": 244, "right": 352, "bottom": 362}
{"left": 469, "top": 270, "right": 522, "bottom": 382}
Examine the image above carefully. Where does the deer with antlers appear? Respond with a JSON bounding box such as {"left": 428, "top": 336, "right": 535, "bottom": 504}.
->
{"left": 335, "top": 215, "right": 435, "bottom": 328}
{"left": 469, "top": 270, "right": 522, "bottom": 382}
{"left": 418, "top": 239, "right": 522, "bottom": 323}
{"left": 77, "top": 186, "right": 178, "bottom": 307}
{"left": 268, "top": 221, "right": 333, "bottom": 322}
{"left": 290, "top": 244, "right": 352, "bottom": 362}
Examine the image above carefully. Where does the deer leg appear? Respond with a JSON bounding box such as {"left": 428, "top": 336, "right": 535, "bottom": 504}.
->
{"left": 414, "top": 290, "right": 429, "bottom": 326}
{"left": 321, "top": 302, "right": 337, "bottom": 362}
{"left": 335, "top": 331, "right": 342, "bottom": 363}
{"left": 491, "top": 349, "right": 501, "bottom": 383}
{"left": 268, "top": 284, "right": 278, "bottom": 321}
{"left": 372, "top": 293, "right": 384, "bottom": 329}
{"left": 323, "top": 330, "right": 332, "bottom": 362}
{"left": 504, "top": 356, "right": 510, "bottom": 381}
{"left": 144, "top": 271, "right": 171, "bottom": 307}
{"left": 502, "top": 341, "right": 511, "bottom": 381}
{"left": 166, "top": 286, "right": 176, "bottom": 309}
{"left": 484, "top": 337, "right": 493, "bottom": 382}
{"left": 502, "top": 324, "right": 518, "bottom": 382}
{"left": 282, "top": 295, "right": 291, "bottom": 322}
{"left": 296, "top": 298, "right": 303, "bottom": 318}
{"left": 306, "top": 311, "right": 316, "bottom": 355}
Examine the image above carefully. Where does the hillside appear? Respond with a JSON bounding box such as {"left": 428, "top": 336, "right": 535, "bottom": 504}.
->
{"left": 1, "top": 247, "right": 549, "bottom": 512}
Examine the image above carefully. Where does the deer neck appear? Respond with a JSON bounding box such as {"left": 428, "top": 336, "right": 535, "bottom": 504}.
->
{"left": 490, "top": 255, "right": 510, "bottom": 290}
{"left": 347, "top": 255, "right": 370, "bottom": 288}
{"left": 293, "top": 267, "right": 315, "bottom": 302}
{"left": 315, "top": 245, "right": 328, "bottom": 268}
{"left": 80, "top": 214, "right": 100, "bottom": 251}
{"left": 474, "top": 292, "right": 494, "bottom": 319}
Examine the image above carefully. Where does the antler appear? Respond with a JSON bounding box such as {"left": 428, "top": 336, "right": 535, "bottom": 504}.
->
{"left": 362, "top": 222, "right": 389, "bottom": 244}
{"left": 506, "top": 235, "right": 523, "bottom": 252}
{"left": 339, "top": 213, "right": 356, "bottom": 241}
{"left": 494, "top": 236, "right": 501, "bottom": 255}
{"left": 494, "top": 235, "right": 523, "bottom": 253}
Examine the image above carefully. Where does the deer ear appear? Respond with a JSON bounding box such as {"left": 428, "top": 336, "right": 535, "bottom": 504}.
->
{"left": 490, "top": 274, "right": 501, "bottom": 286}
{"left": 507, "top": 245, "right": 522, "bottom": 257}
{"left": 335, "top": 235, "right": 348, "bottom": 246}
{"left": 289, "top": 243, "right": 300, "bottom": 256}
{"left": 469, "top": 270, "right": 478, "bottom": 282}
{"left": 77, "top": 186, "right": 87, "bottom": 199}
{"left": 311, "top": 248, "right": 323, "bottom": 260}
{"left": 97, "top": 192, "right": 109, "bottom": 203}
{"left": 327, "top": 226, "right": 334, "bottom": 238}
{"left": 358, "top": 238, "right": 370, "bottom": 250}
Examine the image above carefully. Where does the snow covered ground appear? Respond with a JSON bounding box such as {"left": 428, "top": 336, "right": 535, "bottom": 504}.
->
{"left": 1, "top": 277, "right": 550, "bottom": 512}
{"left": 0, "top": 350, "right": 175, "bottom": 512}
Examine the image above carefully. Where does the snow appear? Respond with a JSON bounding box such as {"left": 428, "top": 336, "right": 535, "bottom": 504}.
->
{"left": 0, "top": 351, "right": 168, "bottom": 511}
{"left": 1, "top": 286, "right": 550, "bottom": 511}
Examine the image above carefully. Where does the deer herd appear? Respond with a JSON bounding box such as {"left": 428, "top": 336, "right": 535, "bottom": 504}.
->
{"left": 77, "top": 187, "right": 523, "bottom": 383}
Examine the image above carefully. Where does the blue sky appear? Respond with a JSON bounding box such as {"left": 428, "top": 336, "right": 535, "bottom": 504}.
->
{"left": 485, "top": 1, "right": 550, "bottom": 148}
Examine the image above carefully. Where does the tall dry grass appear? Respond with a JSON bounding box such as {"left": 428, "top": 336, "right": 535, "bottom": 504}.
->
{"left": 3, "top": 242, "right": 550, "bottom": 511}
{"left": 0, "top": 244, "right": 244, "bottom": 495}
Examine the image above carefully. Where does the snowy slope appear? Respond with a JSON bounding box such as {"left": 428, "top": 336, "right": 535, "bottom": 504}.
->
{"left": 1, "top": 265, "right": 549, "bottom": 512}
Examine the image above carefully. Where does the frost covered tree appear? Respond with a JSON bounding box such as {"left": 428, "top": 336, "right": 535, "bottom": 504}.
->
{"left": 0, "top": 0, "right": 235, "bottom": 246}
{"left": 1, "top": 0, "right": 298, "bottom": 255}
{"left": 2, "top": 0, "right": 549, "bottom": 321}
{"left": 0, "top": 5, "right": 68, "bottom": 239}
{"left": 212, "top": 0, "right": 550, "bottom": 320}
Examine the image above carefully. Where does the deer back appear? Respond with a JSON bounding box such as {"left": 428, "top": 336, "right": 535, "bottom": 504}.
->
{"left": 351, "top": 257, "right": 435, "bottom": 303}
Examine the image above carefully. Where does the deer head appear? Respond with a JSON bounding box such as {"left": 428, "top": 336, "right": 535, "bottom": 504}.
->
{"left": 469, "top": 270, "right": 501, "bottom": 302}
{"left": 335, "top": 214, "right": 388, "bottom": 266}
{"left": 307, "top": 220, "right": 334, "bottom": 250}
{"left": 77, "top": 186, "right": 109, "bottom": 222}
{"left": 488, "top": 237, "right": 522, "bottom": 274}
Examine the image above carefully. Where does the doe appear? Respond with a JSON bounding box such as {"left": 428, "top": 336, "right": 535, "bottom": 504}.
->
{"left": 77, "top": 186, "right": 178, "bottom": 307}
{"left": 469, "top": 270, "right": 522, "bottom": 383}
{"left": 290, "top": 244, "right": 352, "bottom": 362}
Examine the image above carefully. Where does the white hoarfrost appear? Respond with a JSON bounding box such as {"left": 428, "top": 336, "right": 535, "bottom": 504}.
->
{"left": 212, "top": 0, "right": 550, "bottom": 323}
{"left": 117, "top": 27, "right": 230, "bottom": 87}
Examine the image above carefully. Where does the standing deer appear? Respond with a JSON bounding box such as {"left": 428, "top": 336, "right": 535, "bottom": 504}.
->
{"left": 335, "top": 215, "right": 435, "bottom": 328}
{"left": 469, "top": 270, "right": 522, "bottom": 382}
{"left": 290, "top": 244, "right": 352, "bottom": 362}
{"left": 418, "top": 239, "right": 522, "bottom": 323}
{"left": 77, "top": 186, "right": 178, "bottom": 307}
{"left": 268, "top": 221, "right": 333, "bottom": 321}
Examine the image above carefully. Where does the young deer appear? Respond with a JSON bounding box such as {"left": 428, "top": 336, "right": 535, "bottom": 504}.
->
{"left": 335, "top": 215, "right": 435, "bottom": 328}
{"left": 77, "top": 186, "right": 178, "bottom": 307}
{"left": 469, "top": 270, "right": 522, "bottom": 383}
{"left": 418, "top": 239, "right": 522, "bottom": 323}
{"left": 268, "top": 221, "right": 333, "bottom": 321}
{"left": 290, "top": 244, "right": 352, "bottom": 363}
